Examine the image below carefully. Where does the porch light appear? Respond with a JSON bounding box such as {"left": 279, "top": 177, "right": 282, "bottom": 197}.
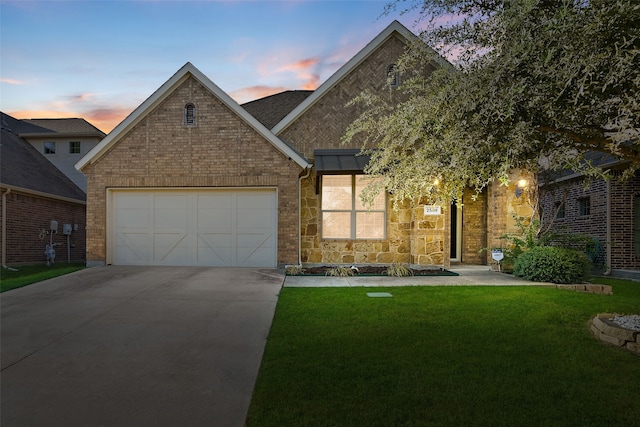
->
{"left": 516, "top": 179, "right": 528, "bottom": 198}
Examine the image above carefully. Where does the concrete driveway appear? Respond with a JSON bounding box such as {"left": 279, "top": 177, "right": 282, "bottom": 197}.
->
{"left": 1, "top": 266, "right": 284, "bottom": 427}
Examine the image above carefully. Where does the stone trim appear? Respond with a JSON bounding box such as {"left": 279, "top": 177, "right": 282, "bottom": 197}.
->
{"left": 589, "top": 313, "right": 639, "bottom": 355}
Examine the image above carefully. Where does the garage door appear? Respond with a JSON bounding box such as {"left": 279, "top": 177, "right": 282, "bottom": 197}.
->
{"left": 110, "top": 189, "right": 277, "bottom": 267}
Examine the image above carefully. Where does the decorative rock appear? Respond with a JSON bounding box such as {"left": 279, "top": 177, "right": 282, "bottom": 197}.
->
{"left": 591, "top": 314, "right": 640, "bottom": 355}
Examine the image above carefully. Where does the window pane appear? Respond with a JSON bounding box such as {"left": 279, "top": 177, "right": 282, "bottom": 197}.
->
{"left": 355, "top": 175, "right": 385, "bottom": 210}
{"left": 322, "top": 211, "right": 351, "bottom": 239}
{"left": 321, "top": 175, "right": 352, "bottom": 210}
{"left": 44, "top": 142, "right": 55, "bottom": 154}
{"left": 356, "top": 212, "right": 385, "bottom": 239}
{"left": 69, "top": 141, "right": 81, "bottom": 154}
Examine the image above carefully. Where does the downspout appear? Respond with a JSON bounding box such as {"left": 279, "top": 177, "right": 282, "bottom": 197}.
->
{"left": 2, "top": 188, "right": 10, "bottom": 268}
{"left": 298, "top": 167, "right": 312, "bottom": 266}
{"left": 603, "top": 179, "right": 612, "bottom": 275}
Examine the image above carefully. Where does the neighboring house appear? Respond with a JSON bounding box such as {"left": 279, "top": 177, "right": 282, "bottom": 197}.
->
{"left": 76, "top": 21, "right": 534, "bottom": 269}
{"left": 13, "top": 117, "right": 105, "bottom": 192}
{"left": 539, "top": 155, "right": 640, "bottom": 279}
{"left": 1, "top": 112, "right": 87, "bottom": 266}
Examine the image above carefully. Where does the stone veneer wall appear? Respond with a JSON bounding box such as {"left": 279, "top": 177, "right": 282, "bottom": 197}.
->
{"left": 300, "top": 173, "right": 447, "bottom": 267}
{"left": 82, "top": 76, "right": 302, "bottom": 266}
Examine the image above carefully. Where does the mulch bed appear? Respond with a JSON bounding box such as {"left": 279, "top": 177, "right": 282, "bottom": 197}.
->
{"left": 295, "top": 266, "right": 458, "bottom": 276}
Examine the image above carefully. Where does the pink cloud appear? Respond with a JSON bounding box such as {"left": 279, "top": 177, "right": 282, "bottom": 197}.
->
{"left": 229, "top": 85, "right": 289, "bottom": 104}
{"left": 276, "top": 57, "right": 321, "bottom": 90}
{"left": 9, "top": 107, "right": 130, "bottom": 134}
{"left": 1, "top": 77, "right": 26, "bottom": 85}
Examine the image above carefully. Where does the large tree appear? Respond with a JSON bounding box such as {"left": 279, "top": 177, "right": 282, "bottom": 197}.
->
{"left": 344, "top": 0, "right": 640, "bottom": 206}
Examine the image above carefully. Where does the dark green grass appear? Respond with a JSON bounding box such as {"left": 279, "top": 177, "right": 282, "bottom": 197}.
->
{"left": 1, "top": 263, "right": 85, "bottom": 292}
{"left": 247, "top": 280, "right": 640, "bottom": 426}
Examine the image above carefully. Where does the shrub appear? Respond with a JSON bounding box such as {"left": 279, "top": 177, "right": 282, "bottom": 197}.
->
{"left": 513, "top": 246, "right": 591, "bottom": 284}
{"left": 284, "top": 265, "right": 305, "bottom": 276}
{"left": 325, "top": 266, "right": 355, "bottom": 277}
{"left": 386, "top": 263, "right": 414, "bottom": 277}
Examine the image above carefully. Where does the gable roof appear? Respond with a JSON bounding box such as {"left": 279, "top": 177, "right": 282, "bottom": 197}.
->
{"left": 1, "top": 113, "right": 86, "bottom": 202}
{"left": 76, "top": 62, "right": 311, "bottom": 171}
{"left": 242, "top": 90, "right": 313, "bottom": 129}
{"left": 20, "top": 118, "right": 106, "bottom": 138}
{"left": 271, "top": 20, "right": 445, "bottom": 135}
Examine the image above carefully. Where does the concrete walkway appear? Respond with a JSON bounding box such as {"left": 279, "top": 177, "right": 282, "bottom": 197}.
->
{"left": 284, "top": 265, "right": 547, "bottom": 287}
{"left": 1, "top": 266, "right": 283, "bottom": 427}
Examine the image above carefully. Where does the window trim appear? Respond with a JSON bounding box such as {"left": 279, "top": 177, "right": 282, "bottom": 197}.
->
{"left": 387, "top": 64, "right": 399, "bottom": 88}
{"left": 320, "top": 174, "right": 387, "bottom": 240}
{"left": 578, "top": 197, "right": 591, "bottom": 217}
{"left": 184, "top": 103, "right": 196, "bottom": 126}
{"left": 69, "top": 141, "right": 81, "bottom": 154}
{"left": 554, "top": 201, "right": 565, "bottom": 219}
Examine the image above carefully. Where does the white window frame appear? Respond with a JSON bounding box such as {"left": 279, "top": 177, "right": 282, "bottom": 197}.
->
{"left": 321, "top": 174, "right": 386, "bottom": 240}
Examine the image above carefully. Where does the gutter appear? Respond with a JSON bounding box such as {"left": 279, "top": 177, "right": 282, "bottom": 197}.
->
{"left": 2, "top": 188, "right": 10, "bottom": 268}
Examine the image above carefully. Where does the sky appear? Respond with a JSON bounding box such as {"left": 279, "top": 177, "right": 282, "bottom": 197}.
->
{"left": 0, "top": 0, "right": 424, "bottom": 133}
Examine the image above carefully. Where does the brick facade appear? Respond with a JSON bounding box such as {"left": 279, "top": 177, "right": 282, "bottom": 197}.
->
{"left": 83, "top": 76, "right": 302, "bottom": 266}
{"left": 0, "top": 190, "right": 86, "bottom": 265}
{"left": 540, "top": 168, "right": 640, "bottom": 271}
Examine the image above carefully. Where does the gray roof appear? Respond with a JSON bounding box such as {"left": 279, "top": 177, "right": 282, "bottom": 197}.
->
{"left": 1, "top": 113, "right": 86, "bottom": 201}
{"left": 242, "top": 90, "right": 313, "bottom": 129}
{"left": 19, "top": 117, "right": 105, "bottom": 137}
{"left": 314, "top": 149, "right": 371, "bottom": 173}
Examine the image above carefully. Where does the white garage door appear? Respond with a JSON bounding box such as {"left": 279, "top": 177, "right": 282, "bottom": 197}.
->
{"left": 110, "top": 189, "right": 277, "bottom": 267}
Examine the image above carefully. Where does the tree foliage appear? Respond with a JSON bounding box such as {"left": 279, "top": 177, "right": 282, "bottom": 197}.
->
{"left": 344, "top": 0, "right": 640, "bottom": 206}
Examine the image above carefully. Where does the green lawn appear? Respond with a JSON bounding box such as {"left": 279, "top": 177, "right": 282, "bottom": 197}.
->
{"left": 1, "top": 263, "right": 85, "bottom": 293}
{"left": 247, "top": 278, "right": 640, "bottom": 427}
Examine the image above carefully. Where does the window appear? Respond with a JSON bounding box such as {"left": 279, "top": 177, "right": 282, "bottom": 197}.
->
{"left": 321, "top": 175, "right": 386, "bottom": 239}
{"left": 554, "top": 201, "right": 565, "bottom": 219}
{"left": 634, "top": 196, "right": 640, "bottom": 256}
{"left": 44, "top": 141, "right": 56, "bottom": 154}
{"left": 184, "top": 103, "right": 196, "bottom": 126}
{"left": 578, "top": 197, "right": 591, "bottom": 216}
{"left": 69, "top": 141, "right": 81, "bottom": 154}
{"left": 387, "top": 64, "right": 398, "bottom": 87}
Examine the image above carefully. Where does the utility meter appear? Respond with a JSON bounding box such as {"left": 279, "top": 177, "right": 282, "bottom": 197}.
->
{"left": 63, "top": 224, "right": 72, "bottom": 235}
{"left": 50, "top": 220, "right": 58, "bottom": 234}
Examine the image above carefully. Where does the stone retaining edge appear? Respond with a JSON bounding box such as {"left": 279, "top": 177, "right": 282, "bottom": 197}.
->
{"left": 589, "top": 313, "right": 640, "bottom": 356}
{"left": 555, "top": 284, "right": 613, "bottom": 295}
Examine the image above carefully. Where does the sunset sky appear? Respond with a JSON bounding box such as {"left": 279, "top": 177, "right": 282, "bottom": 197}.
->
{"left": 1, "top": 0, "right": 423, "bottom": 133}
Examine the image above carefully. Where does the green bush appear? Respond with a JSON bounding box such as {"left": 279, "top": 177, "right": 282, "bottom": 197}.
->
{"left": 513, "top": 246, "right": 591, "bottom": 284}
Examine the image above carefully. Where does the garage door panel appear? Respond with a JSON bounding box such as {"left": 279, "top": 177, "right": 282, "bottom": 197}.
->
{"left": 154, "top": 233, "right": 189, "bottom": 263}
{"left": 115, "top": 232, "right": 150, "bottom": 265}
{"left": 197, "top": 208, "right": 233, "bottom": 228}
{"left": 112, "top": 189, "right": 277, "bottom": 267}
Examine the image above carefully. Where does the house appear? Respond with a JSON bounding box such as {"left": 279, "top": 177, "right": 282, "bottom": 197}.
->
{"left": 539, "top": 154, "right": 640, "bottom": 279}
{"left": 14, "top": 117, "right": 105, "bottom": 193}
{"left": 1, "top": 113, "right": 87, "bottom": 266}
{"left": 76, "top": 21, "right": 534, "bottom": 269}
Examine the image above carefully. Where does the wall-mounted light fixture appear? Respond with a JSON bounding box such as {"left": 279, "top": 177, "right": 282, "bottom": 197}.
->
{"left": 515, "top": 179, "right": 528, "bottom": 198}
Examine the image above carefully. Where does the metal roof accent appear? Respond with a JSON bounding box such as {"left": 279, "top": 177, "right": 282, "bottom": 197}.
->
{"left": 314, "top": 149, "right": 370, "bottom": 173}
